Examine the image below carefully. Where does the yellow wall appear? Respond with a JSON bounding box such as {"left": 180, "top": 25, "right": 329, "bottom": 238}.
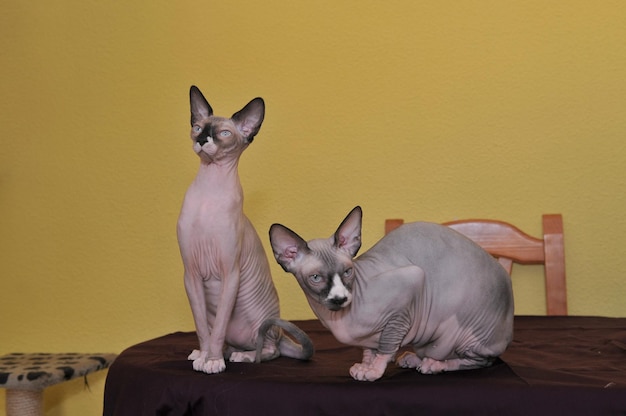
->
{"left": 1, "top": 1, "right": 625, "bottom": 414}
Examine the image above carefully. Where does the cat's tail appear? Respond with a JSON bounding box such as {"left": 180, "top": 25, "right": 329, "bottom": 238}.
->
{"left": 255, "top": 318, "right": 314, "bottom": 363}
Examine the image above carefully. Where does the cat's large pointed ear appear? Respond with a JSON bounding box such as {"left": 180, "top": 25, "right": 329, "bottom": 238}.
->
{"left": 334, "top": 206, "right": 362, "bottom": 258}
{"left": 232, "top": 97, "right": 265, "bottom": 143}
{"left": 269, "top": 223, "right": 310, "bottom": 273}
{"left": 190, "top": 86, "right": 213, "bottom": 126}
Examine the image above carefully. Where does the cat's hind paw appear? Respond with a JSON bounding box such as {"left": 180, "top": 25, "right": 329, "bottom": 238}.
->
{"left": 229, "top": 350, "right": 256, "bottom": 363}
{"left": 188, "top": 349, "right": 202, "bottom": 361}
{"left": 418, "top": 357, "right": 447, "bottom": 374}
{"left": 396, "top": 351, "right": 422, "bottom": 369}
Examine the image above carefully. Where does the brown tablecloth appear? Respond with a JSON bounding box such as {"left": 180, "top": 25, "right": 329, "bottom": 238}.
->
{"left": 104, "top": 316, "right": 626, "bottom": 415}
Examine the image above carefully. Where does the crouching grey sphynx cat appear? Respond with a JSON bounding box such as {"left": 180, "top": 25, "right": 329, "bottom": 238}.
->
{"left": 178, "top": 85, "right": 313, "bottom": 375}
{"left": 269, "top": 206, "right": 513, "bottom": 381}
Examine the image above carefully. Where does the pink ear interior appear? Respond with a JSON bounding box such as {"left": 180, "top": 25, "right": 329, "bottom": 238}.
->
{"left": 232, "top": 98, "right": 265, "bottom": 140}
{"left": 334, "top": 207, "right": 363, "bottom": 257}
{"left": 283, "top": 245, "right": 299, "bottom": 261}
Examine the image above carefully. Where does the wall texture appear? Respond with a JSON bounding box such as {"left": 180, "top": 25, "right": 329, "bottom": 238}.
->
{"left": 1, "top": 1, "right": 625, "bottom": 414}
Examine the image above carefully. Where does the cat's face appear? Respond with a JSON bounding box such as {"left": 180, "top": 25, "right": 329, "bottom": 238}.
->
{"left": 191, "top": 116, "right": 246, "bottom": 163}
{"left": 189, "top": 85, "right": 265, "bottom": 164}
{"left": 269, "top": 207, "right": 364, "bottom": 312}
{"left": 292, "top": 239, "right": 356, "bottom": 311}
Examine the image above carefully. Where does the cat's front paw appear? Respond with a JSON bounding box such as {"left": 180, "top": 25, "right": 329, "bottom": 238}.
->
{"left": 189, "top": 350, "right": 226, "bottom": 374}
{"left": 193, "top": 357, "right": 226, "bottom": 374}
{"left": 349, "top": 362, "right": 385, "bottom": 382}
{"left": 350, "top": 352, "right": 393, "bottom": 381}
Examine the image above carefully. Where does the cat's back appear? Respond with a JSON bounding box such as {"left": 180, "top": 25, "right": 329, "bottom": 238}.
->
{"left": 361, "top": 221, "right": 499, "bottom": 275}
{"left": 367, "top": 221, "right": 480, "bottom": 256}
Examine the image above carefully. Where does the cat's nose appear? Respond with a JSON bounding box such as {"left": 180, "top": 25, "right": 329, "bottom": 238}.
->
{"left": 197, "top": 136, "right": 208, "bottom": 146}
{"left": 330, "top": 296, "right": 348, "bottom": 306}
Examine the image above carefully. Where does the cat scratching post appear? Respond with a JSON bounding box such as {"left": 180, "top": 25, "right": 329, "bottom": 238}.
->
{"left": 0, "top": 353, "right": 117, "bottom": 416}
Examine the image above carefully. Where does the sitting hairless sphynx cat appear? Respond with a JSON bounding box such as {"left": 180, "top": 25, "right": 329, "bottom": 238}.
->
{"left": 269, "top": 206, "right": 513, "bottom": 381}
{"left": 178, "top": 86, "right": 313, "bottom": 374}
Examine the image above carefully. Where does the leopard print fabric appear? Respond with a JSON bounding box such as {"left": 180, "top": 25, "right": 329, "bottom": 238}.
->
{"left": 0, "top": 352, "right": 117, "bottom": 390}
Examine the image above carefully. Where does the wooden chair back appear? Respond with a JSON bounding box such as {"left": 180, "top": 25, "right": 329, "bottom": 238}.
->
{"left": 384, "top": 215, "right": 567, "bottom": 316}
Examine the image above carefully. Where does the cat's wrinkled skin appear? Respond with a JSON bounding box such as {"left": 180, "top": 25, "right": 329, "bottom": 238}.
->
{"left": 270, "top": 206, "right": 513, "bottom": 381}
{"left": 177, "top": 86, "right": 313, "bottom": 374}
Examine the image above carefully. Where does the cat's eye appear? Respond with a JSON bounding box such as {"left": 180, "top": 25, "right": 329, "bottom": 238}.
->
{"left": 309, "top": 274, "right": 323, "bottom": 284}
{"left": 343, "top": 268, "right": 353, "bottom": 278}
{"left": 193, "top": 126, "right": 202, "bottom": 133}
{"left": 218, "top": 130, "right": 232, "bottom": 138}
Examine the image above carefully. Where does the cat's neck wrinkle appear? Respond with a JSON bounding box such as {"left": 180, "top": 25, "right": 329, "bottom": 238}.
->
{"left": 193, "top": 159, "right": 243, "bottom": 194}
{"left": 199, "top": 154, "right": 240, "bottom": 170}
{"left": 197, "top": 157, "right": 241, "bottom": 176}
